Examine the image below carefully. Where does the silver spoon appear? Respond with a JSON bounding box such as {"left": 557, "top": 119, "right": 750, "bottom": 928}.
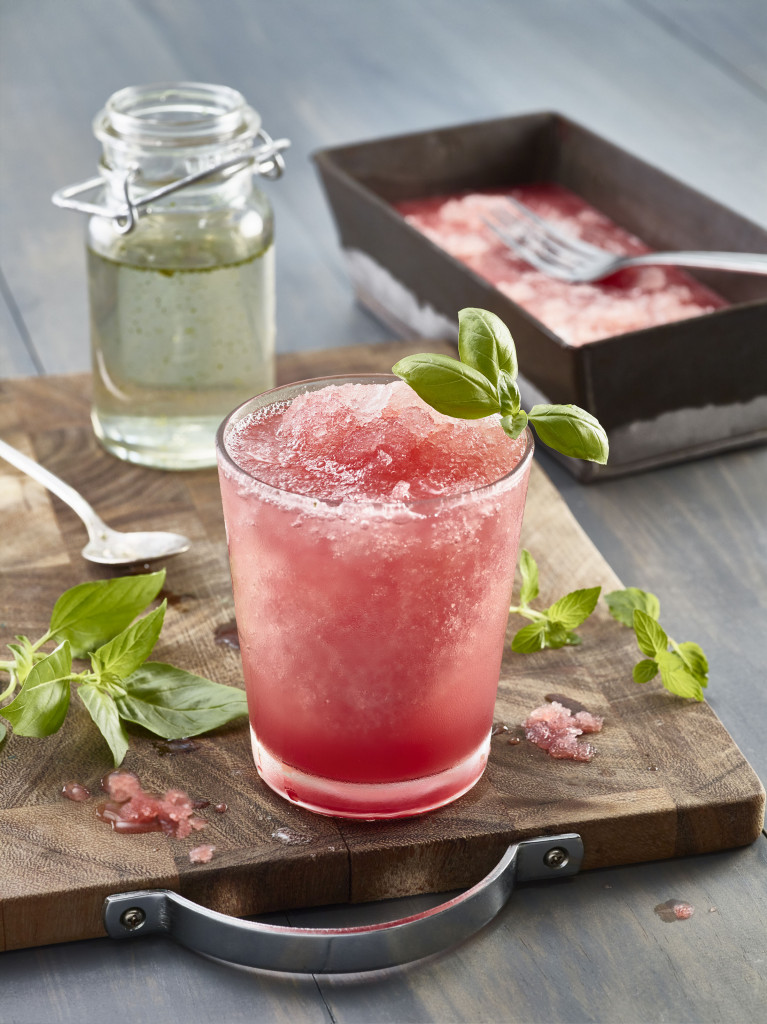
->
{"left": 0, "top": 438, "right": 191, "bottom": 565}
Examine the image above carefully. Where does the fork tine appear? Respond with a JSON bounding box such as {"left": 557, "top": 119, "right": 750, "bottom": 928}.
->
{"left": 482, "top": 197, "right": 606, "bottom": 280}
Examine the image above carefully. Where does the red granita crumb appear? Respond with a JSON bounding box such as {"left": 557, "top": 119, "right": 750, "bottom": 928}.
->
{"left": 96, "top": 772, "right": 208, "bottom": 838}
{"left": 523, "top": 701, "right": 603, "bottom": 761}
{"left": 674, "top": 902, "right": 695, "bottom": 920}
{"left": 61, "top": 781, "right": 90, "bottom": 802}
{"left": 188, "top": 844, "right": 216, "bottom": 864}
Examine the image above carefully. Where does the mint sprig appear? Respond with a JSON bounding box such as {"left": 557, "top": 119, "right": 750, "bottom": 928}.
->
{"left": 0, "top": 571, "right": 248, "bottom": 765}
{"left": 393, "top": 307, "right": 609, "bottom": 464}
{"left": 509, "top": 549, "right": 601, "bottom": 652}
{"left": 605, "top": 588, "right": 708, "bottom": 701}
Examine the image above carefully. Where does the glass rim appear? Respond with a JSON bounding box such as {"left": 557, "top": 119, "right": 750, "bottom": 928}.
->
{"left": 216, "top": 373, "right": 535, "bottom": 513}
{"left": 94, "top": 81, "right": 260, "bottom": 149}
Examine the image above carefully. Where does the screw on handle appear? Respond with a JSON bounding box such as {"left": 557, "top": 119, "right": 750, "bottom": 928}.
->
{"left": 104, "top": 833, "right": 584, "bottom": 974}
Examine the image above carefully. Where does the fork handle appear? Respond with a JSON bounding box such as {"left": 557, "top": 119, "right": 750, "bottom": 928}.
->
{"left": 624, "top": 251, "right": 767, "bottom": 275}
{"left": 0, "top": 438, "right": 108, "bottom": 538}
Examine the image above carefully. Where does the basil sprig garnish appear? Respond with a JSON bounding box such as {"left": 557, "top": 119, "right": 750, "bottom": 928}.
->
{"left": 393, "top": 307, "right": 609, "bottom": 463}
{"left": 0, "top": 571, "right": 248, "bottom": 765}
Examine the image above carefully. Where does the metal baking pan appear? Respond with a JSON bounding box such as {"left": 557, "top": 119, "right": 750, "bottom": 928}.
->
{"left": 313, "top": 112, "right": 767, "bottom": 479}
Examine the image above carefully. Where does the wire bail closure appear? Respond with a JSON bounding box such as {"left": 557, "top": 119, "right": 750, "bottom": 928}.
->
{"left": 52, "top": 129, "right": 290, "bottom": 235}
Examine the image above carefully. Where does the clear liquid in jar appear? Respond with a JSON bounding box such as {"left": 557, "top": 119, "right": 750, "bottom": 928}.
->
{"left": 88, "top": 243, "right": 275, "bottom": 470}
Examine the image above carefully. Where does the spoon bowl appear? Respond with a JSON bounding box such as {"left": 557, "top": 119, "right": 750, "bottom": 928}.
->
{"left": 0, "top": 438, "right": 192, "bottom": 567}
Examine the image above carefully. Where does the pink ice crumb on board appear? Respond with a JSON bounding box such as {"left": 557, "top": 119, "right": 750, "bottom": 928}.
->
{"left": 523, "top": 701, "right": 604, "bottom": 761}
{"left": 189, "top": 844, "right": 216, "bottom": 864}
{"left": 96, "top": 771, "right": 208, "bottom": 839}
{"left": 397, "top": 184, "right": 728, "bottom": 345}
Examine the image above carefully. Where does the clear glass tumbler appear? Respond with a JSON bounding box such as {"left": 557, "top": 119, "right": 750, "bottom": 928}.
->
{"left": 216, "top": 375, "right": 533, "bottom": 819}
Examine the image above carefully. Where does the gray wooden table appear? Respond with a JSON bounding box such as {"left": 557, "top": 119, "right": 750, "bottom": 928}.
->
{"left": 1, "top": 2, "right": 765, "bottom": 1021}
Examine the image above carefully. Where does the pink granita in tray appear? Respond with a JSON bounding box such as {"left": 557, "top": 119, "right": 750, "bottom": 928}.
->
{"left": 397, "top": 184, "right": 728, "bottom": 345}
{"left": 523, "top": 700, "right": 604, "bottom": 761}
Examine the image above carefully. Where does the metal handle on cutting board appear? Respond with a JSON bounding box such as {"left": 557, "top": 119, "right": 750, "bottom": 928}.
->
{"left": 103, "top": 833, "right": 583, "bottom": 973}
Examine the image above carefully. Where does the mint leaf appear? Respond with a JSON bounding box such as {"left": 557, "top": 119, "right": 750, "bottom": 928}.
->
{"left": 547, "top": 587, "right": 601, "bottom": 630}
{"left": 90, "top": 601, "right": 166, "bottom": 681}
{"left": 676, "top": 641, "right": 709, "bottom": 689}
{"left": 116, "top": 662, "right": 248, "bottom": 739}
{"left": 633, "top": 658, "right": 659, "bottom": 683}
{"left": 528, "top": 404, "right": 609, "bottom": 464}
{"left": 518, "top": 549, "right": 539, "bottom": 606}
{"left": 510, "top": 620, "right": 547, "bottom": 653}
{"left": 543, "top": 620, "right": 583, "bottom": 649}
{"left": 633, "top": 609, "right": 668, "bottom": 658}
{"left": 605, "top": 588, "right": 661, "bottom": 628}
{"left": 78, "top": 683, "right": 130, "bottom": 766}
{"left": 501, "top": 410, "right": 528, "bottom": 439}
{"left": 50, "top": 571, "right": 165, "bottom": 658}
{"left": 656, "top": 650, "right": 704, "bottom": 701}
{"left": 391, "top": 353, "right": 500, "bottom": 418}
{"left": 2, "top": 642, "right": 72, "bottom": 736}
{"left": 457, "top": 307, "right": 517, "bottom": 386}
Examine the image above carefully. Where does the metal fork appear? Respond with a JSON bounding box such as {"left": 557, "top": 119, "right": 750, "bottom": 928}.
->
{"left": 482, "top": 196, "right": 767, "bottom": 283}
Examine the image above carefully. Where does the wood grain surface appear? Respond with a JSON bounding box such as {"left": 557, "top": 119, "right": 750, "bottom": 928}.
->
{"left": 1, "top": 2, "right": 766, "bottom": 1021}
{"left": 1, "top": 344, "right": 762, "bottom": 952}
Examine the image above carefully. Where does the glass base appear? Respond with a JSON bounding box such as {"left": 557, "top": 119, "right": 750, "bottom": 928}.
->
{"left": 92, "top": 410, "right": 219, "bottom": 470}
{"left": 251, "top": 726, "right": 490, "bottom": 820}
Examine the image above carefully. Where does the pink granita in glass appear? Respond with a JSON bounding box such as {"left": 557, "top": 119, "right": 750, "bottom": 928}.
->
{"left": 217, "top": 376, "right": 533, "bottom": 819}
{"left": 523, "top": 700, "right": 604, "bottom": 761}
{"left": 398, "top": 184, "right": 727, "bottom": 345}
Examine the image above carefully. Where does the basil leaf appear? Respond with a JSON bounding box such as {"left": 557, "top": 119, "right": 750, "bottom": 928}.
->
{"left": 2, "top": 642, "right": 72, "bottom": 736}
{"left": 510, "top": 620, "right": 548, "bottom": 653}
{"left": 457, "top": 307, "right": 518, "bottom": 386}
{"left": 78, "top": 683, "right": 130, "bottom": 766}
{"left": 518, "top": 549, "right": 539, "bottom": 606}
{"left": 116, "top": 662, "right": 248, "bottom": 739}
{"left": 547, "top": 587, "right": 601, "bottom": 629}
{"left": 391, "top": 353, "right": 500, "bottom": 418}
{"left": 605, "top": 588, "right": 661, "bottom": 628}
{"left": 90, "top": 601, "right": 166, "bottom": 681}
{"left": 501, "top": 410, "right": 528, "bottom": 440}
{"left": 633, "top": 658, "right": 659, "bottom": 683}
{"left": 528, "top": 404, "right": 609, "bottom": 465}
{"left": 676, "top": 641, "right": 709, "bottom": 688}
{"left": 7, "top": 639, "right": 34, "bottom": 687}
{"left": 633, "top": 609, "right": 669, "bottom": 658}
{"left": 656, "top": 650, "right": 704, "bottom": 701}
{"left": 497, "top": 371, "right": 521, "bottom": 417}
{"left": 50, "top": 571, "right": 166, "bottom": 658}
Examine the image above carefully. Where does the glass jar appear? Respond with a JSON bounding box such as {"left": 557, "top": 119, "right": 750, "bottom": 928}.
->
{"left": 55, "top": 83, "right": 287, "bottom": 470}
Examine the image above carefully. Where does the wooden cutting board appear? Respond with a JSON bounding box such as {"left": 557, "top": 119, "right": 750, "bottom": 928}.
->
{"left": 0, "top": 341, "right": 763, "bottom": 952}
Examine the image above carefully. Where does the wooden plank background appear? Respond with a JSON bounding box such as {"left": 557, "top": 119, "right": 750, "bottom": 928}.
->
{"left": 1, "top": 1, "right": 766, "bottom": 1022}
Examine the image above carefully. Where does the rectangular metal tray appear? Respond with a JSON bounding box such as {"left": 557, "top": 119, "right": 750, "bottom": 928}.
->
{"left": 313, "top": 112, "right": 767, "bottom": 479}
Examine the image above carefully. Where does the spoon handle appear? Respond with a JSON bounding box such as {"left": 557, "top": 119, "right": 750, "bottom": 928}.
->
{"left": 0, "top": 438, "right": 109, "bottom": 541}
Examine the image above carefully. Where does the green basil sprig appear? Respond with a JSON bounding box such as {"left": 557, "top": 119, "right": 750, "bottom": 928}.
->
{"left": 0, "top": 571, "right": 248, "bottom": 765}
{"left": 393, "top": 307, "right": 609, "bottom": 463}
{"left": 605, "top": 588, "right": 708, "bottom": 701}
{"left": 508, "top": 549, "right": 601, "bottom": 652}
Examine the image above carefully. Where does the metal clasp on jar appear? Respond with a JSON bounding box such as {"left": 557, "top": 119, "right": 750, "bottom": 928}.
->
{"left": 52, "top": 129, "right": 290, "bottom": 235}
